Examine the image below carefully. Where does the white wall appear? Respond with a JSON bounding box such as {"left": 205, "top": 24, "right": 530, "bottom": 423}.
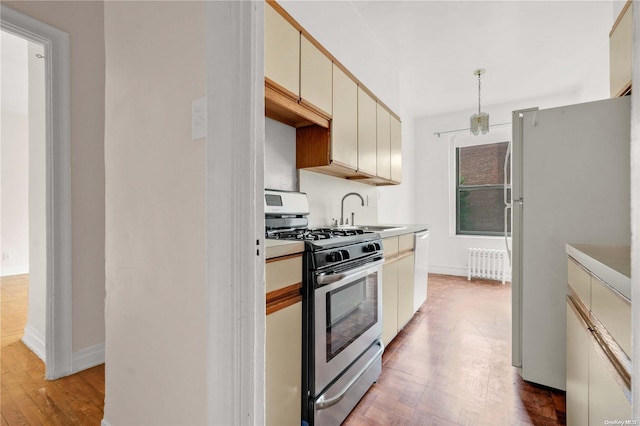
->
{"left": 27, "top": 40, "right": 46, "bottom": 340}
{"left": 413, "top": 91, "right": 588, "bottom": 276}
{"left": 300, "top": 170, "right": 378, "bottom": 227}
{"left": 1, "top": 31, "right": 30, "bottom": 276}
{"left": 265, "top": 117, "right": 297, "bottom": 191}
{"left": 104, "top": 2, "right": 207, "bottom": 424}
{"left": 5, "top": 0, "right": 107, "bottom": 354}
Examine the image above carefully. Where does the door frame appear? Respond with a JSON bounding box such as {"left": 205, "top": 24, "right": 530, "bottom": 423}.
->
{"left": 1, "top": 5, "right": 73, "bottom": 379}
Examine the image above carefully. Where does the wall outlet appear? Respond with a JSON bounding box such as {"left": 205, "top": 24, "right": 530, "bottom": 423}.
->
{"left": 2, "top": 252, "right": 11, "bottom": 260}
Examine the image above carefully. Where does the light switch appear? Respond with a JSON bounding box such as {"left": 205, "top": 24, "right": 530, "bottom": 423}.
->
{"left": 192, "top": 96, "right": 207, "bottom": 140}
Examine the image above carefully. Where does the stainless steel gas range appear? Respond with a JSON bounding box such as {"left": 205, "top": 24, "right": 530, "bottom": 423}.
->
{"left": 265, "top": 189, "right": 384, "bottom": 426}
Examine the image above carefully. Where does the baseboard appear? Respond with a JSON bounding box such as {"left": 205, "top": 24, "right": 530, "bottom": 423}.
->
{"left": 72, "top": 342, "right": 105, "bottom": 373}
{"left": 22, "top": 323, "right": 46, "bottom": 362}
{"left": 1, "top": 265, "right": 29, "bottom": 277}
{"left": 429, "top": 265, "right": 467, "bottom": 277}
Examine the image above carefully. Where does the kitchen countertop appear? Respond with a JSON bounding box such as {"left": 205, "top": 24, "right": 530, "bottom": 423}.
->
{"left": 265, "top": 239, "right": 305, "bottom": 260}
{"left": 566, "top": 243, "right": 631, "bottom": 301}
{"left": 363, "top": 224, "right": 430, "bottom": 238}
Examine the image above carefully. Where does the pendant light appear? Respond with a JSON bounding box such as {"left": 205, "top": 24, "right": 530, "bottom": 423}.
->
{"left": 470, "top": 69, "right": 489, "bottom": 135}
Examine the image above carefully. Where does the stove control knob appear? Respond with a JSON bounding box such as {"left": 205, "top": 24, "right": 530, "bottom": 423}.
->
{"left": 363, "top": 243, "right": 375, "bottom": 253}
{"left": 373, "top": 242, "right": 382, "bottom": 251}
{"left": 339, "top": 250, "right": 350, "bottom": 260}
{"left": 326, "top": 251, "right": 343, "bottom": 262}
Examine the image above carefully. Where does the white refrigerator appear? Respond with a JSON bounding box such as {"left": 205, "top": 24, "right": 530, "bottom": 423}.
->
{"left": 508, "top": 96, "right": 630, "bottom": 391}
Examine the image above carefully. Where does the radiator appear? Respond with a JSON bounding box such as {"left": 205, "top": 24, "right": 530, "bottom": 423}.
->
{"left": 467, "top": 248, "right": 508, "bottom": 284}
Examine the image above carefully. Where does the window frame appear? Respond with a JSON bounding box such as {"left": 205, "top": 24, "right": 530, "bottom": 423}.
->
{"left": 448, "top": 129, "right": 511, "bottom": 238}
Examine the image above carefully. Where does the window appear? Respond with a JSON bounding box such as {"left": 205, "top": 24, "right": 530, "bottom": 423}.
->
{"left": 455, "top": 141, "right": 511, "bottom": 236}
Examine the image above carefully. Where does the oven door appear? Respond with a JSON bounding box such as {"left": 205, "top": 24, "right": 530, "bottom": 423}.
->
{"left": 313, "top": 259, "right": 383, "bottom": 395}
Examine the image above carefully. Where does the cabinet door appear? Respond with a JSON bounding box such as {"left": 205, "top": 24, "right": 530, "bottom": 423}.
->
{"left": 590, "top": 275, "right": 632, "bottom": 357}
{"left": 376, "top": 103, "right": 391, "bottom": 180}
{"left": 382, "top": 260, "right": 398, "bottom": 346}
{"left": 331, "top": 65, "right": 358, "bottom": 169}
{"left": 396, "top": 253, "right": 415, "bottom": 330}
{"left": 266, "top": 301, "right": 302, "bottom": 426}
{"left": 264, "top": 4, "right": 300, "bottom": 98}
{"left": 390, "top": 115, "right": 402, "bottom": 183}
{"left": 609, "top": 2, "right": 632, "bottom": 97}
{"left": 300, "top": 36, "right": 332, "bottom": 116}
{"left": 357, "top": 88, "right": 377, "bottom": 176}
{"left": 588, "top": 338, "right": 632, "bottom": 425}
{"left": 566, "top": 300, "right": 589, "bottom": 426}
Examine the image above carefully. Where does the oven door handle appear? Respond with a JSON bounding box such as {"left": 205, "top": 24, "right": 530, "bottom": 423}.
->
{"left": 315, "top": 340, "right": 384, "bottom": 410}
{"left": 316, "top": 259, "right": 384, "bottom": 286}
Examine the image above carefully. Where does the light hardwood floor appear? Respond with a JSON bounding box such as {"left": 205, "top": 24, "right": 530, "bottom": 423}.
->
{"left": 1, "top": 275, "right": 105, "bottom": 425}
{"left": 1, "top": 274, "right": 564, "bottom": 425}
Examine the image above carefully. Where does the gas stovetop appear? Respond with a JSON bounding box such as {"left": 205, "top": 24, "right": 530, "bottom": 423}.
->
{"left": 266, "top": 227, "right": 370, "bottom": 241}
{"left": 266, "top": 227, "right": 381, "bottom": 253}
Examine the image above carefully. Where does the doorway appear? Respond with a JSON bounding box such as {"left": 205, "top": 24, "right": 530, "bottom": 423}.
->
{"left": 1, "top": 28, "right": 47, "bottom": 362}
{"left": 1, "top": 6, "right": 73, "bottom": 379}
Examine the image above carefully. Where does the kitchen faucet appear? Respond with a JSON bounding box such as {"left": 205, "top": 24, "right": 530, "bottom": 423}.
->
{"left": 340, "top": 192, "right": 365, "bottom": 226}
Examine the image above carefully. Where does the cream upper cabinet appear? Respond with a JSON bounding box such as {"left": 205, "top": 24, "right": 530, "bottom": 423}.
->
{"left": 331, "top": 65, "right": 358, "bottom": 169}
{"left": 300, "top": 36, "right": 332, "bottom": 116}
{"left": 390, "top": 115, "right": 402, "bottom": 183}
{"left": 264, "top": 4, "right": 300, "bottom": 98}
{"left": 609, "top": 1, "right": 632, "bottom": 97}
{"left": 357, "top": 88, "right": 377, "bottom": 176}
{"left": 376, "top": 103, "right": 391, "bottom": 180}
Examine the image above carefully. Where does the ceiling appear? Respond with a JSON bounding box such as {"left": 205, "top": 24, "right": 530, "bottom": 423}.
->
{"left": 282, "top": 1, "right": 616, "bottom": 119}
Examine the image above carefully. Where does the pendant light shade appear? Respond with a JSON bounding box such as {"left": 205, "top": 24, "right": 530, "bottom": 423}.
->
{"left": 470, "top": 69, "right": 489, "bottom": 135}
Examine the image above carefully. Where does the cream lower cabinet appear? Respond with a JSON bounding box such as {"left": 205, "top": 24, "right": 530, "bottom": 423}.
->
{"left": 566, "top": 300, "right": 589, "bottom": 426}
{"left": 566, "top": 256, "right": 631, "bottom": 426}
{"left": 381, "top": 259, "right": 399, "bottom": 347}
{"left": 396, "top": 252, "right": 415, "bottom": 330}
{"left": 266, "top": 301, "right": 302, "bottom": 426}
{"left": 588, "top": 339, "right": 632, "bottom": 425}
{"left": 381, "top": 234, "right": 416, "bottom": 346}
{"left": 266, "top": 254, "right": 303, "bottom": 426}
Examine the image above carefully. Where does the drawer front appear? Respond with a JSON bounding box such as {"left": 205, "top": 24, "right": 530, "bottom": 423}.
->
{"left": 568, "top": 258, "right": 591, "bottom": 309}
{"left": 382, "top": 237, "right": 399, "bottom": 258}
{"left": 398, "top": 233, "right": 414, "bottom": 253}
{"left": 266, "top": 255, "right": 302, "bottom": 293}
{"left": 591, "top": 275, "right": 631, "bottom": 357}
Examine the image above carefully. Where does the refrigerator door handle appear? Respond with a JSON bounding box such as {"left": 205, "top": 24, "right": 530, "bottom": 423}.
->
{"left": 504, "top": 141, "right": 512, "bottom": 265}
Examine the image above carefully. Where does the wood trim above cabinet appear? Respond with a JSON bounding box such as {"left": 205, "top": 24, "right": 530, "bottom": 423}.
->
{"left": 266, "top": 282, "right": 302, "bottom": 315}
{"left": 265, "top": 81, "right": 330, "bottom": 128}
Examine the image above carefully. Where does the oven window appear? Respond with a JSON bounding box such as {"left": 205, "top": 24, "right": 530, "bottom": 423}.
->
{"left": 326, "top": 272, "right": 378, "bottom": 361}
